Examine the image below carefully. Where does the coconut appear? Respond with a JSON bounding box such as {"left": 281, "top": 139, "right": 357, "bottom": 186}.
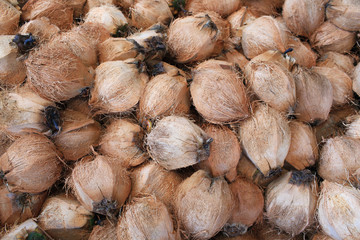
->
{"left": 318, "top": 181, "right": 360, "bottom": 240}
{"left": 66, "top": 98, "right": 92, "bottom": 117}
{"left": 84, "top": 0, "right": 115, "bottom": 13}
{"left": 190, "top": 59, "right": 249, "bottom": 124}
{"left": 353, "top": 63, "right": 360, "bottom": 96}
{"left": 240, "top": 104, "right": 291, "bottom": 176}
{"left": 282, "top": 0, "right": 325, "bottom": 37}
{"left": 65, "top": 0, "right": 86, "bottom": 17}
{"left": 285, "top": 121, "right": 318, "bottom": 170}
{"left": 115, "top": 0, "right": 133, "bottom": 9}
{"left": 0, "top": 133, "right": 62, "bottom": 193}
{"left": 318, "top": 136, "right": 360, "bottom": 183}
{"left": 312, "top": 66, "right": 353, "bottom": 106}
{"left": 317, "top": 52, "right": 354, "bottom": 76}
{"left": 223, "top": 177, "right": 264, "bottom": 237}
{"left": 0, "top": 0, "right": 20, "bottom": 34}
{"left": 287, "top": 36, "right": 317, "bottom": 68}
{"left": 131, "top": 0, "right": 173, "bottom": 29}
{"left": 175, "top": 170, "right": 234, "bottom": 240}
{"left": 72, "top": 22, "right": 111, "bottom": 49}
{"left": 117, "top": 195, "right": 176, "bottom": 240}
{"left": 0, "top": 131, "right": 12, "bottom": 156}
{"left": 216, "top": 47, "right": 249, "bottom": 73}
{"left": 1, "top": 219, "right": 45, "bottom": 240}
{"left": 312, "top": 233, "right": 336, "bottom": 240}
{"left": 241, "top": 16, "right": 289, "bottom": 59}
{"left": 99, "top": 118, "right": 147, "bottom": 168}
{"left": 205, "top": 11, "right": 231, "bottom": 56}
{"left": 251, "top": 222, "right": 304, "bottom": 240}
{"left": 84, "top": 5, "right": 128, "bottom": 35}
{"left": 89, "top": 220, "right": 117, "bottom": 240}
{"left": 292, "top": 65, "right": 333, "bottom": 125}
{"left": 69, "top": 155, "right": 131, "bottom": 218}
{"left": 185, "top": 0, "right": 241, "bottom": 17}
{"left": 22, "top": 0, "right": 73, "bottom": 30}
{"left": 242, "top": 0, "right": 284, "bottom": 16}
{"left": 147, "top": 116, "right": 212, "bottom": 170}
{"left": 0, "top": 35, "right": 26, "bottom": 87}
{"left": 89, "top": 59, "right": 147, "bottom": 114}
{"left": 266, "top": 170, "right": 317, "bottom": 236}
{"left": 0, "top": 186, "right": 47, "bottom": 226}
{"left": 326, "top": 0, "right": 360, "bottom": 32}
{"left": 310, "top": 21, "right": 356, "bottom": 54}
{"left": 37, "top": 194, "right": 94, "bottom": 240}
{"left": 345, "top": 114, "right": 360, "bottom": 139}
{"left": 18, "top": 17, "right": 60, "bottom": 43}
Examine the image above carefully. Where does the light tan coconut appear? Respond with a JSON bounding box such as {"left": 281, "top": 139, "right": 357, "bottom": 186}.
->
{"left": 318, "top": 181, "right": 360, "bottom": 240}
{"left": 185, "top": 0, "right": 241, "bottom": 17}
{"left": 18, "top": 17, "right": 60, "bottom": 43}
{"left": 0, "top": 35, "right": 26, "bottom": 87}
{"left": 242, "top": 0, "right": 284, "bottom": 16}
{"left": 0, "top": 0, "right": 20, "bottom": 34}
{"left": 205, "top": 11, "right": 231, "bottom": 56}
{"left": 345, "top": 114, "right": 360, "bottom": 139}
{"left": 287, "top": 36, "right": 317, "bottom": 68}
{"left": 240, "top": 104, "right": 291, "bottom": 176}
{"left": 175, "top": 170, "right": 234, "bottom": 240}
{"left": 89, "top": 220, "right": 117, "bottom": 240}
{"left": 72, "top": 22, "right": 110, "bottom": 49}
{"left": 310, "top": 21, "right": 356, "bottom": 54}
{"left": 353, "top": 62, "right": 360, "bottom": 96}
{"left": 285, "top": 121, "right": 318, "bottom": 170}
{"left": 326, "top": 0, "right": 360, "bottom": 32}
{"left": 99, "top": 118, "right": 147, "bottom": 168}
{"left": 317, "top": 52, "right": 354, "bottom": 75}
{"left": 147, "top": 116, "right": 212, "bottom": 170}
{"left": 84, "top": 0, "right": 115, "bottom": 13}
{"left": 0, "top": 133, "right": 62, "bottom": 193}
{"left": 216, "top": 47, "right": 249, "bottom": 73}
{"left": 89, "top": 59, "right": 147, "bottom": 114}
{"left": 190, "top": 59, "right": 250, "bottom": 124}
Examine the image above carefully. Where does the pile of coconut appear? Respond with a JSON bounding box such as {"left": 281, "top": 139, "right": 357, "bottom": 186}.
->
{"left": 0, "top": 0, "right": 360, "bottom": 239}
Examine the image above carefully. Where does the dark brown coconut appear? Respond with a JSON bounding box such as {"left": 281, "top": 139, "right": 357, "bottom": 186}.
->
{"left": 185, "top": 0, "right": 241, "bottom": 17}
{"left": 0, "top": 0, "right": 20, "bottom": 34}
{"left": 326, "top": 0, "right": 360, "bottom": 32}
{"left": 317, "top": 51, "right": 354, "bottom": 76}
{"left": 312, "top": 233, "right": 336, "bottom": 240}
{"left": 287, "top": 36, "right": 317, "bottom": 68}
{"left": 18, "top": 17, "right": 60, "bottom": 43}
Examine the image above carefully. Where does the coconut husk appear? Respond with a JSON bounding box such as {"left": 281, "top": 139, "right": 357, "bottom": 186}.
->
{"left": 115, "top": 0, "right": 133, "bottom": 9}
{"left": 66, "top": 98, "right": 92, "bottom": 117}
{"left": 216, "top": 47, "right": 249, "bottom": 72}
{"left": 345, "top": 114, "right": 360, "bottom": 139}
{"left": 186, "top": 0, "right": 241, "bottom": 17}
{"left": 64, "top": 0, "right": 86, "bottom": 17}
{"left": 326, "top": 0, "right": 360, "bottom": 32}
{"left": 317, "top": 52, "right": 354, "bottom": 76}
{"left": 0, "top": 131, "right": 12, "bottom": 156}
{"left": 312, "top": 233, "right": 335, "bottom": 240}
{"left": 84, "top": 0, "right": 115, "bottom": 13}
{"left": 72, "top": 22, "right": 110, "bottom": 49}
{"left": 287, "top": 36, "right": 317, "bottom": 68}
{"left": 18, "top": 17, "right": 60, "bottom": 43}
{"left": 242, "top": 0, "right": 284, "bottom": 16}
{"left": 89, "top": 220, "right": 117, "bottom": 240}
{"left": 353, "top": 62, "right": 360, "bottom": 96}
{"left": 251, "top": 221, "right": 304, "bottom": 240}
{"left": 212, "top": 232, "right": 258, "bottom": 240}
{"left": 0, "top": 0, "right": 20, "bottom": 34}
{"left": 1, "top": 219, "right": 45, "bottom": 240}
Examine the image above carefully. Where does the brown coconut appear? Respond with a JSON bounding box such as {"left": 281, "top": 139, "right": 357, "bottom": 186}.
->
{"left": 0, "top": 131, "right": 12, "bottom": 156}
{"left": 72, "top": 22, "right": 110, "bottom": 49}
{"left": 326, "top": 0, "right": 360, "bottom": 32}
{"left": 0, "top": 35, "right": 26, "bottom": 87}
{"left": 241, "top": 16, "right": 289, "bottom": 59}
{"left": 22, "top": 0, "right": 73, "bottom": 30}
{"left": 317, "top": 52, "right": 354, "bottom": 75}
{"left": 216, "top": 47, "right": 249, "bottom": 73}
{"left": 251, "top": 222, "right": 304, "bottom": 240}
{"left": 285, "top": 121, "right": 318, "bottom": 170}
{"left": 18, "top": 17, "right": 60, "bottom": 43}
{"left": 175, "top": 170, "right": 234, "bottom": 240}
{"left": 345, "top": 114, "right": 360, "bottom": 139}
{"left": 292, "top": 65, "right": 333, "bottom": 125}
{"left": 0, "top": 0, "right": 20, "bottom": 34}
{"left": 287, "top": 36, "right": 317, "bottom": 68}
{"left": 310, "top": 21, "right": 356, "bottom": 54}
{"left": 312, "top": 233, "right": 336, "bottom": 240}
{"left": 353, "top": 62, "right": 360, "bottom": 96}
{"left": 0, "top": 133, "right": 62, "bottom": 193}
{"left": 84, "top": 0, "right": 115, "bottom": 13}
{"left": 312, "top": 66, "right": 353, "bottom": 106}
{"left": 282, "top": 0, "right": 326, "bottom": 38}
{"left": 223, "top": 177, "right": 264, "bottom": 237}
{"left": 318, "top": 136, "right": 360, "bottom": 183}
{"left": 99, "top": 118, "right": 147, "bottom": 168}
{"left": 185, "top": 0, "right": 241, "bottom": 17}
{"left": 240, "top": 104, "right": 291, "bottom": 176}
{"left": 242, "top": 0, "right": 284, "bottom": 16}
{"left": 190, "top": 59, "right": 250, "bottom": 124}
{"left": 147, "top": 116, "right": 212, "bottom": 170}
{"left": 89, "top": 220, "right": 117, "bottom": 240}
{"left": 89, "top": 59, "right": 147, "bottom": 114}
{"left": 117, "top": 195, "right": 176, "bottom": 240}
{"left": 65, "top": 0, "right": 87, "bottom": 17}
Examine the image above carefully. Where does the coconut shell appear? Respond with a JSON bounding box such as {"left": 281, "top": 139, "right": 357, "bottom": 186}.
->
{"left": 287, "top": 36, "right": 317, "bottom": 68}
{"left": 190, "top": 59, "right": 249, "bottom": 124}
{"left": 89, "top": 220, "right": 117, "bottom": 240}
{"left": 318, "top": 136, "right": 360, "bottom": 183}
{"left": 0, "top": 0, "right": 20, "bottom": 34}
{"left": 317, "top": 52, "right": 354, "bottom": 76}
{"left": 99, "top": 118, "right": 147, "bottom": 168}
{"left": 310, "top": 21, "right": 356, "bottom": 54}
{"left": 353, "top": 62, "right": 360, "bottom": 96}
{"left": 0, "top": 133, "right": 62, "bottom": 193}
{"left": 292, "top": 66, "right": 333, "bottom": 125}
{"left": 326, "top": 0, "right": 360, "bottom": 32}
{"left": 175, "top": 170, "right": 234, "bottom": 240}
{"left": 185, "top": 0, "right": 241, "bottom": 17}
{"left": 18, "top": 17, "right": 60, "bottom": 43}
{"left": 283, "top": 0, "right": 326, "bottom": 37}
{"left": 345, "top": 114, "right": 360, "bottom": 139}
{"left": 318, "top": 181, "right": 360, "bottom": 240}
{"left": 285, "top": 121, "right": 318, "bottom": 170}
{"left": 240, "top": 104, "right": 291, "bottom": 176}
{"left": 147, "top": 116, "right": 212, "bottom": 170}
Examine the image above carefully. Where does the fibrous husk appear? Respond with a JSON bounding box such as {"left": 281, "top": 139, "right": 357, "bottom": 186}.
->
{"left": 312, "top": 233, "right": 336, "bottom": 240}
{"left": 326, "top": 0, "right": 360, "bottom": 32}
{"left": 205, "top": 11, "right": 231, "bottom": 56}
{"left": 242, "top": 16, "right": 289, "bottom": 59}
{"left": 310, "top": 21, "right": 356, "bottom": 54}
{"left": 131, "top": 0, "right": 173, "bottom": 29}
{"left": 99, "top": 118, "right": 147, "bottom": 168}
{"left": 89, "top": 59, "right": 147, "bottom": 114}
{"left": 242, "top": 0, "right": 284, "bottom": 16}
{"left": 175, "top": 170, "right": 234, "bottom": 240}
{"left": 292, "top": 65, "right": 333, "bottom": 125}
{"left": 285, "top": 121, "right": 318, "bottom": 170}
{"left": 216, "top": 47, "right": 249, "bottom": 72}
{"left": 266, "top": 170, "right": 318, "bottom": 236}
{"left": 89, "top": 220, "right": 117, "bottom": 240}
{"left": 240, "top": 104, "right": 291, "bottom": 176}
{"left": 312, "top": 66, "right": 353, "bottom": 106}
{"left": 185, "top": 0, "right": 241, "bottom": 17}
{"left": 251, "top": 222, "right": 304, "bottom": 240}
{"left": 64, "top": 0, "right": 86, "bottom": 17}
{"left": 0, "top": 186, "right": 46, "bottom": 226}
{"left": 22, "top": 0, "right": 74, "bottom": 30}
{"left": 282, "top": 0, "right": 326, "bottom": 38}
{"left": 318, "top": 181, "right": 360, "bottom": 240}
{"left": 317, "top": 51, "right": 354, "bottom": 76}
{"left": 223, "top": 177, "right": 264, "bottom": 237}
{"left": 0, "top": 0, "right": 20, "bottom": 34}
{"left": 0, "top": 131, "right": 12, "bottom": 156}
{"left": 84, "top": 0, "right": 115, "bottom": 13}
{"left": 26, "top": 44, "right": 94, "bottom": 102}
{"left": 117, "top": 195, "right": 176, "bottom": 240}
{"left": 190, "top": 59, "right": 250, "bottom": 124}
{"left": 147, "top": 116, "right": 212, "bottom": 170}
{"left": 0, "top": 133, "right": 62, "bottom": 193}
{"left": 353, "top": 62, "right": 360, "bottom": 96}
{"left": 345, "top": 114, "right": 360, "bottom": 139}
{"left": 72, "top": 22, "right": 110, "bottom": 49}
{"left": 37, "top": 194, "right": 94, "bottom": 240}
{"left": 1, "top": 219, "right": 44, "bottom": 240}
{"left": 287, "top": 36, "right": 317, "bottom": 68}
{"left": 318, "top": 136, "right": 360, "bottom": 183}
{"left": 18, "top": 17, "right": 60, "bottom": 43}
{"left": 84, "top": 5, "right": 128, "bottom": 34}
{"left": 0, "top": 35, "right": 26, "bottom": 87}
{"left": 212, "top": 232, "right": 258, "bottom": 240}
